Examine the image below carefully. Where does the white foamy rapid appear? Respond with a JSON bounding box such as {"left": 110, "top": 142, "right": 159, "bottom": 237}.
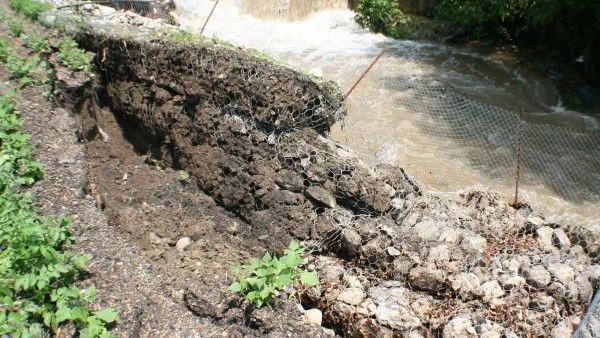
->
{"left": 173, "top": 0, "right": 599, "bottom": 233}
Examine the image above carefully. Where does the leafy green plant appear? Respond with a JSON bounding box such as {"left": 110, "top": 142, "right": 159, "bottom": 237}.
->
{"left": 177, "top": 170, "right": 190, "bottom": 183}
{"left": 7, "top": 56, "right": 37, "bottom": 78}
{"left": 229, "top": 241, "right": 319, "bottom": 308}
{"left": 0, "top": 93, "right": 117, "bottom": 337}
{"left": 23, "top": 32, "right": 48, "bottom": 52}
{"left": 8, "top": 18, "right": 24, "bottom": 37}
{"left": 0, "top": 39, "right": 12, "bottom": 63}
{"left": 9, "top": 0, "right": 52, "bottom": 20}
{"left": 56, "top": 38, "right": 92, "bottom": 72}
{"left": 355, "top": 0, "right": 414, "bottom": 39}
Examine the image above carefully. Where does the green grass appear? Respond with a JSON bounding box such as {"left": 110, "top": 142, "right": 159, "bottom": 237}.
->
{"left": 9, "top": 0, "right": 52, "bottom": 20}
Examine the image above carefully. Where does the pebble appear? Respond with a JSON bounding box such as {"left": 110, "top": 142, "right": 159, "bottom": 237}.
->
{"left": 175, "top": 237, "right": 192, "bottom": 252}
{"left": 536, "top": 226, "right": 555, "bottom": 252}
{"left": 547, "top": 263, "right": 575, "bottom": 284}
{"left": 443, "top": 315, "right": 477, "bottom": 337}
{"left": 303, "top": 308, "right": 322, "bottom": 326}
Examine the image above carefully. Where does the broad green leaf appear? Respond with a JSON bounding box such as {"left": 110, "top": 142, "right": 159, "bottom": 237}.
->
{"left": 93, "top": 308, "right": 118, "bottom": 323}
{"left": 228, "top": 282, "right": 242, "bottom": 292}
{"left": 299, "top": 271, "right": 319, "bottom": 286}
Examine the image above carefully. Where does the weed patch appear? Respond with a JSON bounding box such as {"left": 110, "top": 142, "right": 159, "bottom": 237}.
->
{"left": 56, "top": 38, "right": 92, "bottom": 72}
{"left": 9, "top": 0, "right": 52, "bottom": 20}
{"left": 229, "top": 241, "right": 318, "bottom": 308}
{"left": 22, "top": 33, "right": 48, "bottom": 52}
{"left": 8, "top": 18, "right": 24, "bottom": 37}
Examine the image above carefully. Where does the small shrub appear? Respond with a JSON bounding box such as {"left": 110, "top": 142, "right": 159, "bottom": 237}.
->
{"left": 8, "top": 18, "right": 24, "bottom": 37}
{"left": 229, "top": 241, "right": 319, "bottom": 308}
{"left": 23, "top": 32, "right": 48, "bottom": 52}
{"left": 9, "top": 0, "right": 52, "bottom": 20}
{"left": 56, "top": 38, "right": 91, "bottom": 72}
{"left": 0, "top": 39, "right": 12, "bottom": 63}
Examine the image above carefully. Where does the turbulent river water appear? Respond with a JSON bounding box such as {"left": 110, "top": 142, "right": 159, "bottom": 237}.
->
{"left": 172, "top": 0, "right": 599, "bottom": 234}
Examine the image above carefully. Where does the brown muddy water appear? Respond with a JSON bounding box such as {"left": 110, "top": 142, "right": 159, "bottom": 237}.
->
{"left": 172, "top": 0, "right": 599, "bottom": 243}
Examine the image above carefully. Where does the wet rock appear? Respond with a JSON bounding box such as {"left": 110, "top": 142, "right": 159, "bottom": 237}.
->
{"left": 547, "top": 263, "right": 575, "bottom": 284}
{"left": 478, "top": 280, "right": 505, "bottom": 300}
{"left": 176, "top": 237, "right": 192, "bottom": 252}
{"left": 536, "top": 226, "right": 556, "bottom": 252}
{"left": 369, "top": 286, "right": 422, "bottom": 331}
{"left": 552, "top": 229, "right": 571, "bottom": 251}
{"left": 303, "top": 308, "right": 322, "bottom": 326}
{"left": 523, "top": 265, "right": 551, "bottom": 287}
{"left": 443, "top": 315, "right": 477, "bottom": 337}
{"left": 338, "top": 287, "right": 365, "bottom": 306}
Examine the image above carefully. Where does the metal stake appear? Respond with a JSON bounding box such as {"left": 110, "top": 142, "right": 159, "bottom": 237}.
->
{"left": 200, "top": 0, "right": 220, "bottom": 35}
{"left": 342, "top": 46, "right": 388, "bottom": 102}
{"left": 513, "top": 109, "right": 525, "bottom": 206}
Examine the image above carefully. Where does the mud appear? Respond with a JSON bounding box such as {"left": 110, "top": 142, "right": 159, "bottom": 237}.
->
{"left": 35, "top": 9, "right": 599, "bottom": 337}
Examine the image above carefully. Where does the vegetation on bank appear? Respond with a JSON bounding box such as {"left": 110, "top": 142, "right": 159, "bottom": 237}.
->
{"left": 1, "top": 2, "right": 117, "bottom": 337}
{"left": 355, "top": 0, "right": 600, "bottom": 84}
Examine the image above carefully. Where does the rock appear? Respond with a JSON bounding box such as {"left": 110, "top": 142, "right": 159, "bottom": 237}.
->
{"left": 461, "top": 233, "right": 487, "bottom": 254}
{"left": 443, "top": 315, "right": 477, "bottom": 337}
{"left": 303, "top": 308, "right": 323, "bottom": 326}
{"left": 338, "top": 287, "right": 365, "bottom": 305}
{"left": 523, "top": 265, "right": 551, "bottom": 287}
{"left": 498, "top": 274, "right": 526, "bottom": 289}
{"left": 439, "top": 227, "right": 461, "bottom": 244}
{"left": 478, "top": 280, "right": 505, "bottom": 300}
{"left": 531, "top": 294, "right": 554, "bottom": 310}
{"left": 175, "top": 237, "right": 192, "bottom": 252}
{"left": 320, "top": 263, "right": 345, "bottom": 282}
{"left": 341, "top": 229, "right": 362, "bottom": 257}
{"left": 547, "top": 263, "right": 575, "bottom": 284}
{"left": 323, "top": 328, "right": 336, "bottom": 337}
{"left": 387, "top": 246, "right": 401, "bottom": 256}
{"left": 536, "top": 226, "right": 555, "bottom": 252}
{"left": 552, "top": 229, "right": 571, "bottom": 250}
{"left": 476, "top": 319, "right": 503, "bottom": 338}
{"left": 369, "top": 287, "right": 422, "bottom": 331}
{"left": 409, "top": 266, "right": 445, "bottom": 292}
{"left": 551, "top": 320, "right": 572, "bottom": 338}
{"left": 502, "top": 259, "right": 522, "bottom": 274}
{"left": 413, "top": 219, "right": 440, "bottom": 241}
{"left": 588, "top": 264, "right": 600, "bottom": 285}
{"left": 305, "top": 186, "right": 336, "bottom": 208}
{"left": 527, "top": 216, "right": 545, "bottom": 228}
{"left": 428, "top": 244, "right": 450, "bottom": 262}
{"left": 344, "top": 275, "right": 364, "bottom": 289}
{"left": 452, "top": 273, "right": 481, "bottom": 298}
{"left": 402, "top": 209, "right": 422, "bottom": 227}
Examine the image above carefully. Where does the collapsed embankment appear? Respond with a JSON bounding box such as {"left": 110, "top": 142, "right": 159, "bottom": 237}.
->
{"left": 42, "top": 9, "right": 599, "bottom": 337}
